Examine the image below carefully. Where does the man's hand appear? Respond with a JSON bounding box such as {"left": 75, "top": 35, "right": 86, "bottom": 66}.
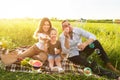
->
{"left": 78, "top": 39, "right": 95, "bottom": 51}
{"left": 64, "top": 26, "right": 70, "bottom": 39}
{"left": 78, "top": 42, "right": 87, "bottom": 51}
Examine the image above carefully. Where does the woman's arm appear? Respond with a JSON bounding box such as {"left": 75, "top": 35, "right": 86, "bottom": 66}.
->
{"left": 33, "top": 28, "right": 39, "bottom": 40}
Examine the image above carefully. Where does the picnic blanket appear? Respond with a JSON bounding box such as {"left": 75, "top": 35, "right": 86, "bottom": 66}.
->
{"left": 0, "top": 59, "right": 83, "bottom": 74}
{"left": 0, "top": 46, "right": 102, "bottom": 79}
{"left": 0, "top": 46, "right": 83, "bottom": 74}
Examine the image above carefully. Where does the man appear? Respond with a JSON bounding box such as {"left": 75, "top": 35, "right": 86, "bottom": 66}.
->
{"left": 59, "top": 20, "right": 120, "bottom": 79}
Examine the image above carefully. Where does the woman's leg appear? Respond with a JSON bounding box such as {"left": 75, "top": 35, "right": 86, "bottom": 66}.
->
{"left": 1, "top": 45, "right": 40, "bottom": 65}
{"left": 18, "top": 44, "right": 41, "bottom": 58}
{"left": 32, "top": 52, "right": 47, "bottom": 62}
{"left": 1, "top": 44, "right": 45, "bottom": 65}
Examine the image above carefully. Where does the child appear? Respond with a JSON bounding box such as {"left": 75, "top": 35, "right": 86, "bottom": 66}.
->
{"left": 47, "top": 28, "right": 63, "bottom": 72}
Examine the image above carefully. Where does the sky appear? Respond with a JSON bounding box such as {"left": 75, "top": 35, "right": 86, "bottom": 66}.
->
{"left": 0, "top": 0, "right": 120, "bottom": 19}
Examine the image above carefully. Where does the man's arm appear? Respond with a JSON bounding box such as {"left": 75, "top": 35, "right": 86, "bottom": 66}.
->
{"left": 76, "top": 28, "right": 96, "bottom": 51}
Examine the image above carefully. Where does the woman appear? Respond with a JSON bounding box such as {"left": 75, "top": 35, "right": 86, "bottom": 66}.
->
{"left": 1, "top": 17, "right": 52, "bottom": 65}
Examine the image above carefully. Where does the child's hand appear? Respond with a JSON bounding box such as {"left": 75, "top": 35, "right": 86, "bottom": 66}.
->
{"left": 54, "top": 48, "right": 60, "bottom": 54}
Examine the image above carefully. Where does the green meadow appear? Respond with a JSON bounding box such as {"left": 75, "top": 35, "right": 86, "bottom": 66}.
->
{"left": 0, "top": 18, "right": 120, "bottom": 80}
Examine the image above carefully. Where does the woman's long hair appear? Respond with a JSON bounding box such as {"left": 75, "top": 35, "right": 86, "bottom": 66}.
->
{"left": 38, "top": 17, "right": 52, "bottom": 34}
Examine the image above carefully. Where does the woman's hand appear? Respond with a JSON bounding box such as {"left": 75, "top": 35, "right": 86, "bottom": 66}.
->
{"left": 40, "top": 35, "right": 50, "bottom": 43}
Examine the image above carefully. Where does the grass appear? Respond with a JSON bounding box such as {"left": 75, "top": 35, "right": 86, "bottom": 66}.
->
{"left": 0, "top": 68, "right": 106, "bottom": 80}
{"left": 0, "top": 18, "right": 120, "bottom": 80}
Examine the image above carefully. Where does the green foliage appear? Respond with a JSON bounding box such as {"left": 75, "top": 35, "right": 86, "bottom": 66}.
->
{"left": 0, "top": 19, "right": 39, "bottom": 49}
{"left": 87, "top": 19, "right": 113, "bottom": 23}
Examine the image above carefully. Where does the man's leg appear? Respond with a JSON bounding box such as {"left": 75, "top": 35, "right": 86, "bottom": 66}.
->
{"left": 92, "top": 40, "right": 119, "bottom": 73}
{"left": 68, "top": 55, "right": 119, "bottom": 79}
{"left": 90, "top": 61, "right": 120, "bottom": 79}
{"left": 82, "top": 40, "right": 120, "bottom": 73}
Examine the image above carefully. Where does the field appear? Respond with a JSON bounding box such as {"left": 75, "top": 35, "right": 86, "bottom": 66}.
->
{"left": 0, "top": 18, "right": 120, "bottom": 80}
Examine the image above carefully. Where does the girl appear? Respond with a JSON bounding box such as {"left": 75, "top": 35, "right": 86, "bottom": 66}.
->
{"left": 47, "top": 28, "right": 63, "bottom": 71}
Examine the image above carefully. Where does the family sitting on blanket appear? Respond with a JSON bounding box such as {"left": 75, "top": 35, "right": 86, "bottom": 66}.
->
{"left": 0, "top": 17, "right": 120, "bottom": 80}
